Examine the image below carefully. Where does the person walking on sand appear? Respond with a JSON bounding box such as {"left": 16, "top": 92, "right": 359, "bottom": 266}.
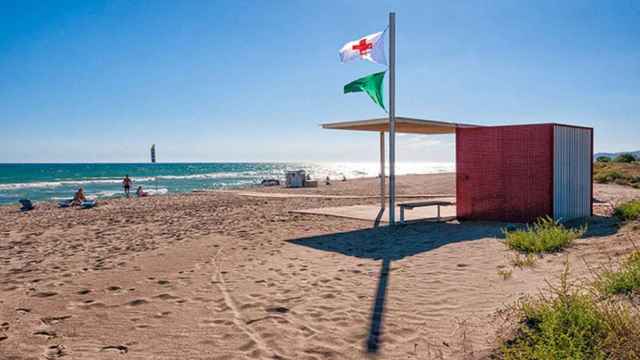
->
{"left": 123, "top": 175, "right": 133, "bottom": 198}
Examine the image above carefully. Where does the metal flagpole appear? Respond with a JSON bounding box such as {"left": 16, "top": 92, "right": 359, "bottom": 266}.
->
{"left": 388, "top": 12, "right": 396, "bottom": 224}
{"left": 380, "top": 131, "right": 385, "bottom": 209}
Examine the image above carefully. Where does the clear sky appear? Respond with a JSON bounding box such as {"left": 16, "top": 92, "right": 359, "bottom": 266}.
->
{"left": 1, "top": 0, "right": 638, "bottom": 163}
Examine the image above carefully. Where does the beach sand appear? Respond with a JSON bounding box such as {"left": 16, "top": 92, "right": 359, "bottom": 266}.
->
{"left": 1, "top": 174, "right": 638, "bottom": 359}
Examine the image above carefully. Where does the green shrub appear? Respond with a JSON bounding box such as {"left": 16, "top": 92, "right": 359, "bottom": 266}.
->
{"left": 502, "top": 294, "right": 607, "bottom": 359}
{"left": 503, "top": 217, "right": 585, "bottom": 254}
{"left": 596, "top": 156, "right": 611, "bottom": 163}
{"left": 500, "top": 266, "right": 640, "bottom": 359}
{"left": 598, "top": 251, "right": 640, "bottom": 296}
{"left": 594, "top": 171, "right": 624, "bottom": 184}
{"left": 614, "top": 200, "right": 640, "bottom": 221}
{"left": 614, "top": 153, "right": 637, "bottom": 163}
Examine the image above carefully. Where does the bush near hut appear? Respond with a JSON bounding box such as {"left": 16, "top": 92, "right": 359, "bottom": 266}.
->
{"left": 499, "top": 266, "right": 640, "bottom": 360}
{"left": 503, "top": 217, "right": 585, "bottom": 254}
{"left": 595, "top": 156, "right": 611, "bottom": 163}
{"left": 614, "top": 200, "right": 640, "bottom": 221}
{"left": 598, "top": 251, "right": 640, "bottom": 296}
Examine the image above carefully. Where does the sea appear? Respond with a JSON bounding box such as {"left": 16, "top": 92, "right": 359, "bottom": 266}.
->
{"left": 0, "top": 162, "right": 454, "bottom": 205}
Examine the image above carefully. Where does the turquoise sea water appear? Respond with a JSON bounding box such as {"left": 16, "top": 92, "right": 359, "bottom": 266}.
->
{"left": 0, "top": 162, "right": 454, "bottom": 205}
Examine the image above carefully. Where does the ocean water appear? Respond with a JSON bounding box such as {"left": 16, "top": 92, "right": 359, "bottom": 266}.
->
{"left": 0, "top": 162, "right": 454, "bottom": 205}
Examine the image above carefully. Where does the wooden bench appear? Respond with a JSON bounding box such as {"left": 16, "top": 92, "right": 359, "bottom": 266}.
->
{"left": 398, "top": 200, "right": 455, "bottom": 224}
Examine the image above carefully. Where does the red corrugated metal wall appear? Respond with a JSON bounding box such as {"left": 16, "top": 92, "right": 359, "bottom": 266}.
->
{"left": 456, "top": 124, "right": 554, "bottom": 223}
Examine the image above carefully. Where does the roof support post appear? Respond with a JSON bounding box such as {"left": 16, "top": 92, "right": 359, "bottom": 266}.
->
{"left": 388, "top": 11, "right": 396, "bottom": 225}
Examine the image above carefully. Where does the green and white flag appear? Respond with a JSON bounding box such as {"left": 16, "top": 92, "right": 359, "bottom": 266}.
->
{"left": 344, "top": 71, "right": 386, "bottom": 111}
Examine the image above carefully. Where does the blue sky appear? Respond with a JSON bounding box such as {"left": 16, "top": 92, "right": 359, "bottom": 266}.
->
{"left": 1, "top": 0, "right": 638, "bottom": 163}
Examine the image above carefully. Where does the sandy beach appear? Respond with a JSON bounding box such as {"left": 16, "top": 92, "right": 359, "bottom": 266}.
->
{"left": 1, "top": 173, "right": 639, "bottom": 359}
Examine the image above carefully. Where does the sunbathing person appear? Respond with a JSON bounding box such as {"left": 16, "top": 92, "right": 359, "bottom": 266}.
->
{"left": 136, "top": 186, "right": 148, "bottom": 197}
{"left": 71, "top": 188, "right": 86, "bottom": 206}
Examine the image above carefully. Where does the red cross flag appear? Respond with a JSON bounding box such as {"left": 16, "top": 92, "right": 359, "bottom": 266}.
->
{"left": 339, "top": 31, "right": 386, "bottom": 65}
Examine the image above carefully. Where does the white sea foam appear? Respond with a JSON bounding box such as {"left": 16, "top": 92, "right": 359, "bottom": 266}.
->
{"left": 157, "top": 171, "right": 264, "bottom": 180}
{"left": 145, "top": 188, "right": 169, "bottom": 195}
{"left": 0, "top": 177, "right": 156, "bottom": 190}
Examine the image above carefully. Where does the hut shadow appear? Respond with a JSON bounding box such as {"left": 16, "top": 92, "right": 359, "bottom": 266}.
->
{"left": 287, "top": 221, "right": 505, "bottom": 354}
{"left": 552, "top": 215, "right": 620, "bottom": 238}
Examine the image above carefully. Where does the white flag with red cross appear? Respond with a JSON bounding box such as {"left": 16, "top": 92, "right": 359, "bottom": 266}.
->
{"left": 339, "top": 31, "right": 387, "bottom": 65}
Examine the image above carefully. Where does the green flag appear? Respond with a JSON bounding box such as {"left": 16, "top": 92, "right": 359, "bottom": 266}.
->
{"left": 344, "top": 71, "right": 386, "bottom": 111}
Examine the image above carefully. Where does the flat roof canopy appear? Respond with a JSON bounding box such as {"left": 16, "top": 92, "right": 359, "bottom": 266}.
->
{"left": 322, "top": 116, "right": 479, "bottom": 135}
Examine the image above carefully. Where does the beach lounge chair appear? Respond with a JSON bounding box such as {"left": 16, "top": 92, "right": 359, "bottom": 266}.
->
{"left": 81, "top": 200, "right": 97, "bottom": 209}
{"left": 19, "top": 199, "right": 35, "bottom": 211}
{"left": 58, "top": 200, "right": 72, "bottom": 208}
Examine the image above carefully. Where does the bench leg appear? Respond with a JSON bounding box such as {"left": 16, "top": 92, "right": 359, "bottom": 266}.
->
{"left": 400, "top": 207, "right": 405, "bottom": 224}
{"left": 437, "top": 205, "right": 441, "bottom": 221}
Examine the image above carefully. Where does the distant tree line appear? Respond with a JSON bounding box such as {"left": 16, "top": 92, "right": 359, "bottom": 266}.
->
{"left": 596, "top": 153, "right": 637, "bottom": 163}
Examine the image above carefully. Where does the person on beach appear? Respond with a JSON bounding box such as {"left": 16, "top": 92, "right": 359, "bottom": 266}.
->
{"left": 136, "top": 186, "right": 148, "bottom": 197}
{"left": 123, "top": 175, "right": 132, "bottom": 198}
{"left": 71, "top": 188, "right": 86, "bottom": 206}
{"left": 325, "top": 176, "right": 331, "bottom": 185}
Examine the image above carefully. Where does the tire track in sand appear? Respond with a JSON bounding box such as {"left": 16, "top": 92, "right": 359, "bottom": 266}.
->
{"left": 211, "top": 246, "right": 279, "bottom": 359}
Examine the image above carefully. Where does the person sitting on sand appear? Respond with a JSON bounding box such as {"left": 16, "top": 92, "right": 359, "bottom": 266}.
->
{"left": 325, "top": 176, "right": 331, "bottom": 185}
{"left": 123, "top": 175, "right": 132, "bottom": 198}
{"left": 71, "top": 188, "right": 86, "bottom": 206}
{"left": 136, "top": 186, "right": 148, "bottom": 197}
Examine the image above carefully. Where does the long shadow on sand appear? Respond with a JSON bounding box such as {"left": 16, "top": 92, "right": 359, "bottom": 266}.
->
{"left": 288, "top": 216, "right": 619, "bottom": 354}
{"left": 288, "top": 221, "right": 505, "bottom": 354}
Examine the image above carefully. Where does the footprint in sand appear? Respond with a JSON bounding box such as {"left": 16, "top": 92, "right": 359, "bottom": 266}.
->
{"left": 33, "top": 329, "right": 57, "bottom": 339}
{"left": 81, "top": 301, "right": 106, "bottom": 309}
{"left": 201, "top": 319, "right": 234, "bottom": 326}
{"left": 152, "top": 311, "right": 171, "bottom": 319}
{"left": 265, "top": 306, "right": 289, "bottom": 314}
{"left": 127, "top": 299, "right": 149, "bottom": 306}
{"left": 41, "top": 315, "right": 72, "bottom": 325}
{"left": 76, "top": 289, "right": 91, "bottom": 295}
{"left": 153, "top": 293, "right": 180, "bottom": 301}
{"left": 107, "top": 286, "right": 121, "bottom": 292}
{"left": 43, "top": 344, "right": 66, "bottom": 359}
{"left": 100, "top": 345, "right": 128, "bottom": 354}
{"left": 32, "top": 291, "right": 58, "bottom": 298}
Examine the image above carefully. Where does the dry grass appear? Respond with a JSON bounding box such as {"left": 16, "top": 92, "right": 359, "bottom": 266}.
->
{"left": 510, "top": 254, "right": 537, "bottom": 268}
{"left": 497, "top": 263, "right": 640, "bottom": 359}
{"left": 594, "top": 162, "right": 640, "bottom": 188}
{"left": 497, "top": 266, "right": 514, "bottom": 280}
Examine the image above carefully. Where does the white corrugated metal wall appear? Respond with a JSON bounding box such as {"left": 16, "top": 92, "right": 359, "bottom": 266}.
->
{"left": 553, "top": 125, "right": 592, "bottom": 220}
